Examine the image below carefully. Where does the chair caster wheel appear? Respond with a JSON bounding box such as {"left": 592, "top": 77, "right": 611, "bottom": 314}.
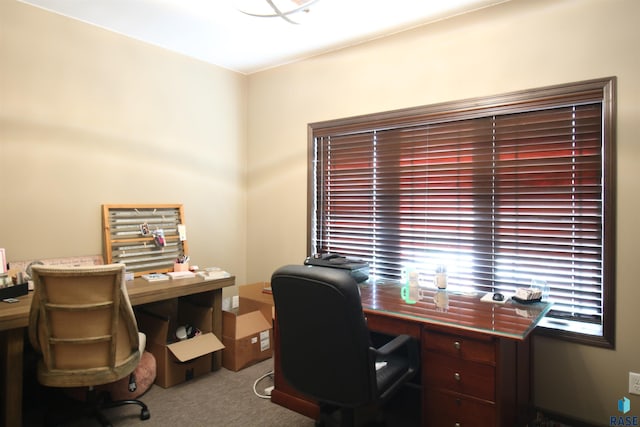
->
{"left": 140, "top": 408, "right": 150, "bottom": 420}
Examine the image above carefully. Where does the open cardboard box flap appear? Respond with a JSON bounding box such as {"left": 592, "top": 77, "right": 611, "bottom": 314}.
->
{"left": 167, "top": 333, "right": 224, "bottom": 362}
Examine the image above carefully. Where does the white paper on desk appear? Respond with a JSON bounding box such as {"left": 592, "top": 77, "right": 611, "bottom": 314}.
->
{"left": 480, "top": 292, "right": 511, "bottom": 304}
{"left": 166, "top": 271, "right": 196, "bottom": 279}
{"left": 197, "top": 270, "right": 230, "bottom": 279}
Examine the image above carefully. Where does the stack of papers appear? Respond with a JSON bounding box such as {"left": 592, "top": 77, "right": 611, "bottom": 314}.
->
{"left": 197, "top": 269, "right": 230, "bottom": 279}
{"left": 166, "top": 271, "right": 196, "bottom": 280}
{"left": 141, "top": 273, "right": 170, "bottom": 282}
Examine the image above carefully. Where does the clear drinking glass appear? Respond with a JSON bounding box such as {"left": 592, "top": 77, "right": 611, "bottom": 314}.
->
{"left": 531, "top": 278, "right": 550, "bottom": 301}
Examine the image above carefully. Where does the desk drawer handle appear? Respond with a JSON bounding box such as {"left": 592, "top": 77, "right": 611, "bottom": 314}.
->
{"left": 454, "top": 341, "right": 461, "bottom": 350}
{"left": 454, "top": 372, "right": 461, "bottom": 381}
{"left": 455, "top": 423, "right": 461, "bottom": 427}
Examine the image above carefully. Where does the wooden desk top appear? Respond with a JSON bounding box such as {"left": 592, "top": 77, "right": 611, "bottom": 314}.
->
{"left": 359, "top": 281, "right": 551, "bottom": 340}
{"left": 0, "top": 275, "right": 235, "bottom": 331}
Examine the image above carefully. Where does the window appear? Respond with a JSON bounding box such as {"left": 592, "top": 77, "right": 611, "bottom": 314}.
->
{"left": 308, "top": 78, "right": 616, "bottom": 347}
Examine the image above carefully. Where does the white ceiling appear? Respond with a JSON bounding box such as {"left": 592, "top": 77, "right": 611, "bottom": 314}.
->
{"left": 19, "top": 0, "right": 509, "bottom": 74}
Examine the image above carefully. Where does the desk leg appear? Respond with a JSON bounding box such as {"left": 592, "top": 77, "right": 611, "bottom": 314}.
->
{"left": 1, "top": 328, "right": 24, "bottom": 427}
{"left": 517, "top": 337, "right": 533, "bottom": 425}
{"left": 211, "top": 290, "right": 223, "bottom": 371}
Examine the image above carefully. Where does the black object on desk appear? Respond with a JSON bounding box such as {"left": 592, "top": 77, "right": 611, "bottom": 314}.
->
{"left": 304, "top": 253, "right": 369, "bottom": 282}
{"left": 492, "top": 292, "right": 505, "bottom": 301}
{"left": 0, "top": 282, "right": 28, "bottom": 300}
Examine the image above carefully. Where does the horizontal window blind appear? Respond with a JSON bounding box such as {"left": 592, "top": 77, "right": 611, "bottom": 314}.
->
{"left": 309, "top": 78, "right": 615, "bottom": 346}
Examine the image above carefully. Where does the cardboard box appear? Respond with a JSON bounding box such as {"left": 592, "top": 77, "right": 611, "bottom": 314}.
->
{"left": 222, "top": 291, "right": 273, "bottom": 371}
{"left": 136, "top": 300, "right": 224, "bottom": 388}
{"left": 238, "top": 282, "right": 274, "bottom": 326}
{"left": 181, "top": 290, "right": 224, "bottom": 371}
{"left": 238, "top": 281, "right": 273, "bottom": 304}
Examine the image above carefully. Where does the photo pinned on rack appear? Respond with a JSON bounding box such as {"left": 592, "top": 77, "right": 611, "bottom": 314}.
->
{"left": 152, "top": 229, "right": 166, "bottom": 247}
{"left": 140, "top": 222, "right": 150, "bottom": 236}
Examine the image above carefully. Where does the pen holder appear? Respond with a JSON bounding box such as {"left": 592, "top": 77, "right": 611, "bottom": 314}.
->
{"left": 173, "top": 262, "right": 190, "bottom": 272}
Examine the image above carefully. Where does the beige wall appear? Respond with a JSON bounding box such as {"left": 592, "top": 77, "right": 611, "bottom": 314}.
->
{"left": 1, "top": 0, "right": 248, "bottom": 285}
{"left": 246, "top": 0, "right": 640, "bottom": 424}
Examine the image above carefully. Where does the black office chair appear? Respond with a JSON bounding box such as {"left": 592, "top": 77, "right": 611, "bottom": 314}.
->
{"left": 271, "top": 264, "right": 419, "bottom": 427}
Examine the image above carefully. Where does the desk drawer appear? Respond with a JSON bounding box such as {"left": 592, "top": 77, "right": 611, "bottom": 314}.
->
{"left": 425, "top": 389, "right": 495, "bottom": 427}
{"left": 365, "top": 312, "right": 421, "bottom": 339}
{"left": 424, "top": 351, "right": 495, "bottom": 401}
{"left": 423, "top": 329, "right": 495, "bottom": 365}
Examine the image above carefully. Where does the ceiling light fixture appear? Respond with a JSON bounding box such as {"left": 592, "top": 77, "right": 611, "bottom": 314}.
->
{"left": 235, "top": 0, "right": 320, "bottom": 24}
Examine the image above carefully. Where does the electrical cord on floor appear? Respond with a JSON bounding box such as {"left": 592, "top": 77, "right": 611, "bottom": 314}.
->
{"left": 253, "top": 370, "right": 274, "bottom": 399}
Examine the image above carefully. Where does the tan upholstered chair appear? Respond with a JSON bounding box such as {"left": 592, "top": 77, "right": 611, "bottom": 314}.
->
{"left": 29, "top": 264, "right": 150, "bottom": 425}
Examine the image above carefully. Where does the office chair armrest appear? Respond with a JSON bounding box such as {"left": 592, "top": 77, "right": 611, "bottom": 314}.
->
{"left": 374, "top": 334, "right": 413, "bottom": 356}
{"left": 370, "top": 334, "right": 419, "bottom": 403}
{"left": 372, "top": 334, "right": 419, "bottom": 373}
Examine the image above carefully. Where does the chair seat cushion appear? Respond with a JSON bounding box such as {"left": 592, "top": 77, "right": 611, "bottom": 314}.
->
{"left": 66, "top": 351, "right": 157, "bottom": 401}
{"left": 105, "top": 350, "right": 156, "bottom": 400}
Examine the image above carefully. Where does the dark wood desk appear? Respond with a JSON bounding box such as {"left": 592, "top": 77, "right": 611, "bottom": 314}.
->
{"left": 0, "top": 275, "right": 235, "bottom": 427}
{"left": 271, "top": 282, "right": 551, "bottom": 427}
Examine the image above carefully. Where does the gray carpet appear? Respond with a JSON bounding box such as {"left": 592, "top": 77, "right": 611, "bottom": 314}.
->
{"left": 24, "top": 359, "right": 316, "bottom": 426}
{"left": 24, "top": 355, "right": 421, "bottom": 426}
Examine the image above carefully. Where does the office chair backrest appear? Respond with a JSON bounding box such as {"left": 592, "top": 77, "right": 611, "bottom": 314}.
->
{"left": 271, "top": 264, "right": 374, "bottom": 407}
{"left": 29, "top": 263, "right": 141, "bottom": 387}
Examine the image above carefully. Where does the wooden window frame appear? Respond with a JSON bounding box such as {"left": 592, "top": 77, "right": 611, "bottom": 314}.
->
{"left": 307, "top": 77, "right": 616, "bottom": 348}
